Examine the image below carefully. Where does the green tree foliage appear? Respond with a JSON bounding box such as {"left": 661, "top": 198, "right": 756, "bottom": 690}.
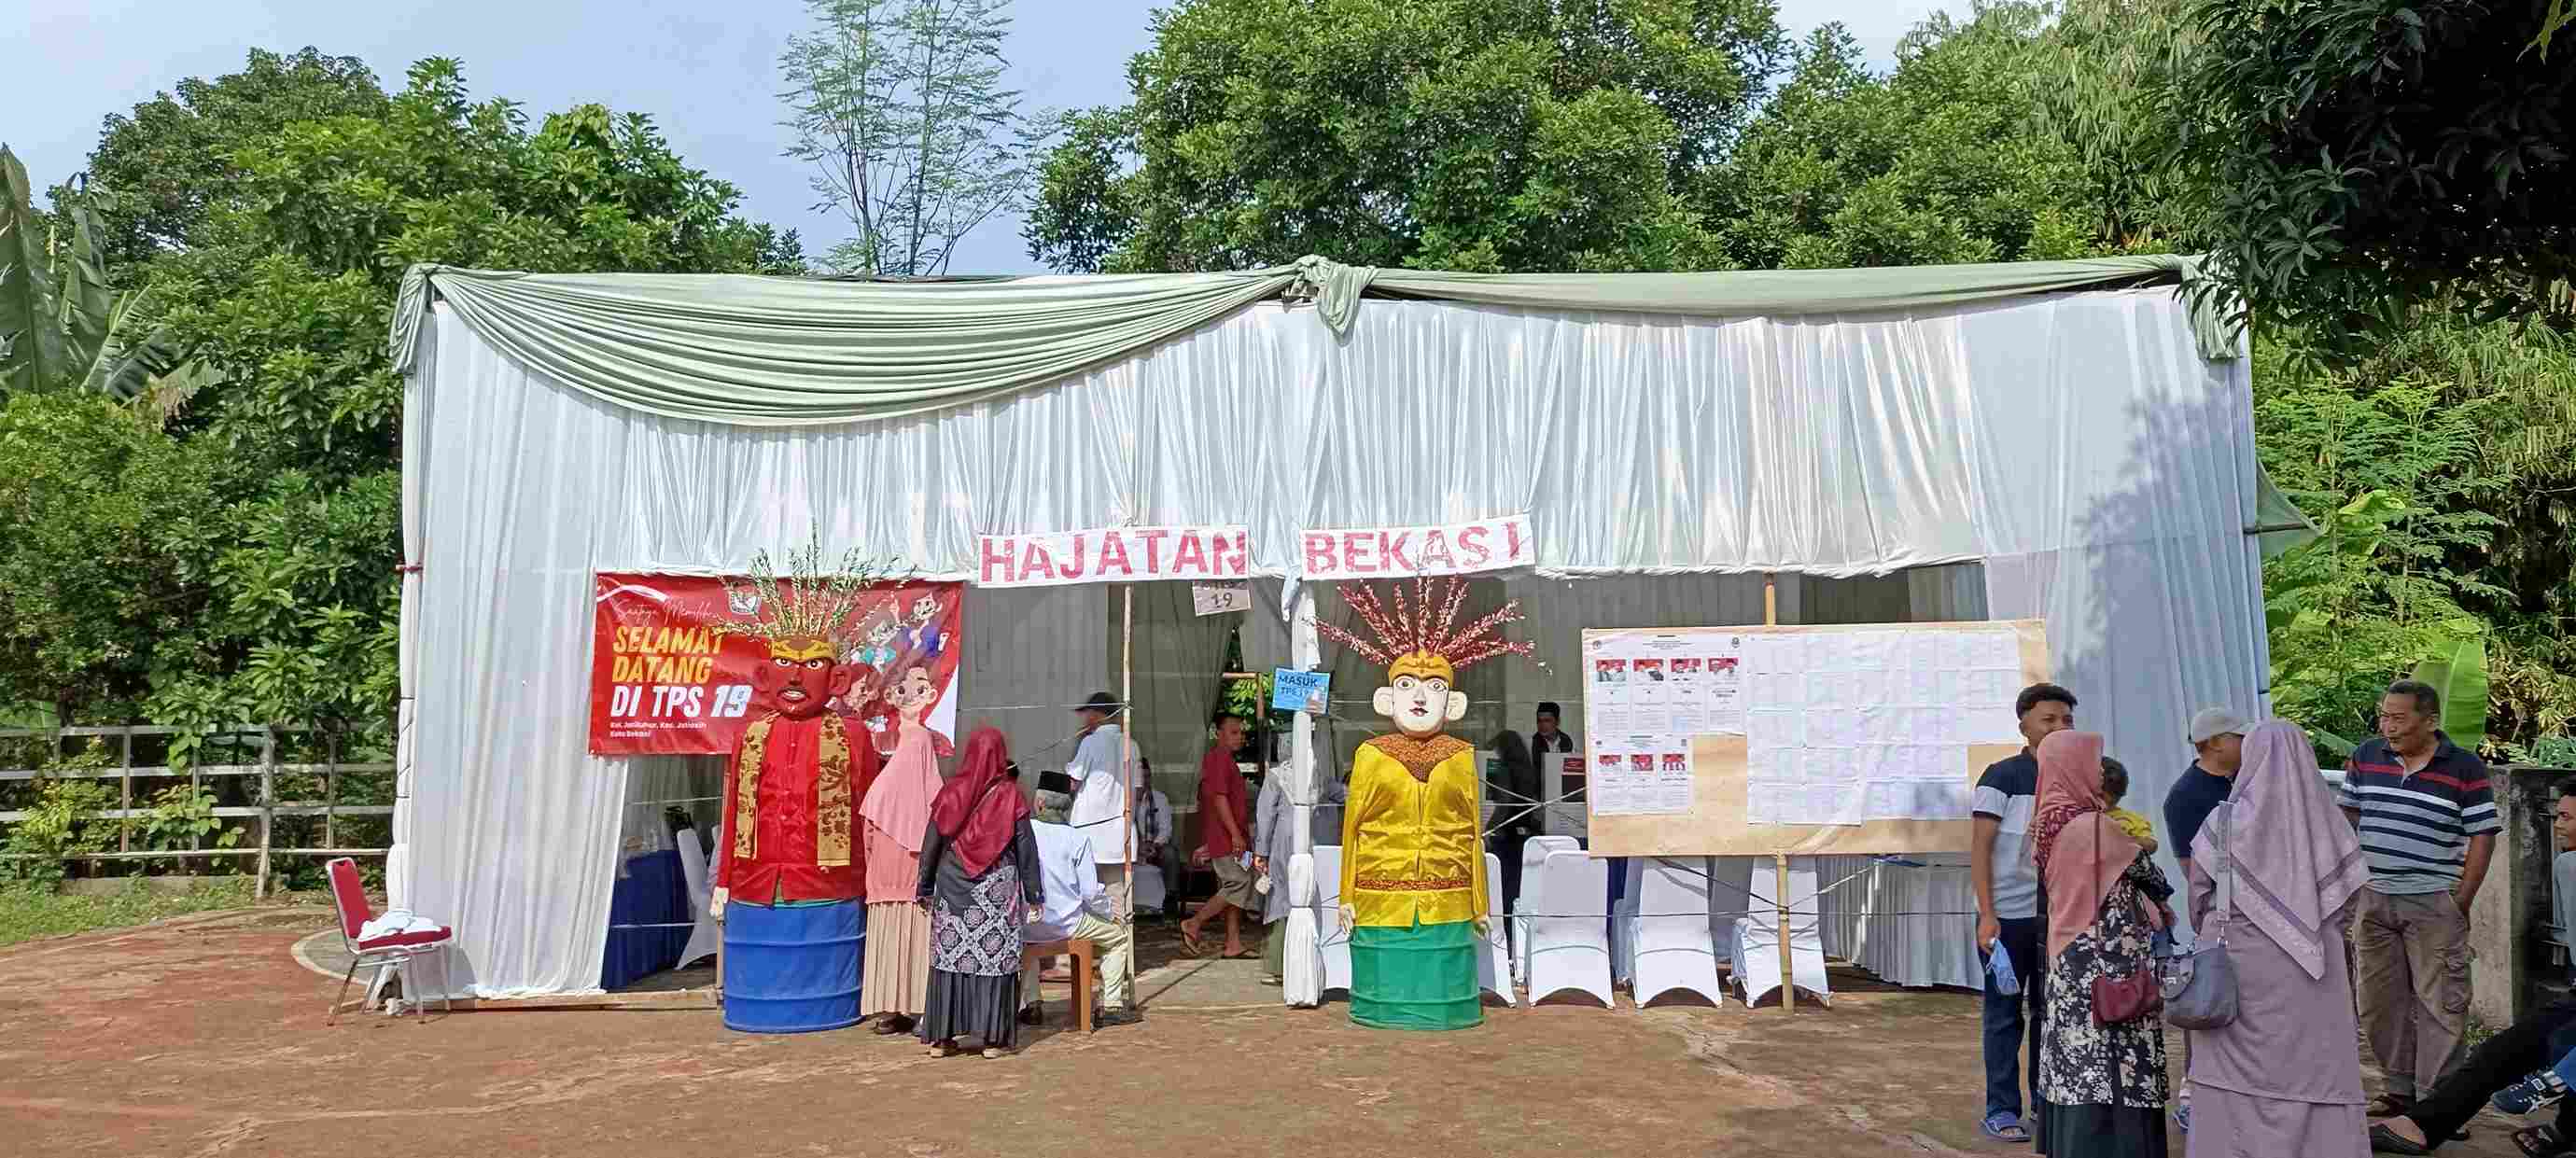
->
{"left": 1713, "top": 11, "right": 2102, "bottom": 269}
{"left": 2248, "top": 314, "right": 2576, "bottom": 757}
{"left": 48, "top": 48, "right": 390, "bottom": 278}
{"left": 1025, "top": 0, "right": 1785, "bottom": 273}
{"left": 0, "top": 54, "right": 804, "bottom": 735}
{"left": 0, "top": 393, "right": 219, "bottom": 725}
{"left": 2175, "top": 0, "right": 2576, "bottom": 341}
{"left": 780, "top": 0, "right": 1040, "bottom": 275}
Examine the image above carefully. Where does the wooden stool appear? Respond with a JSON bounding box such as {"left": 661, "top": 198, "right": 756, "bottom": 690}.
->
{"left": 1020, "top": 938, "right": 1097, "bottom": 1033}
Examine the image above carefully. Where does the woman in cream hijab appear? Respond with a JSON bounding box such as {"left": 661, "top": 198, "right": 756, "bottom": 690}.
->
{"left": 2181, "top": 719, "right": 2370, "bottom": 1157}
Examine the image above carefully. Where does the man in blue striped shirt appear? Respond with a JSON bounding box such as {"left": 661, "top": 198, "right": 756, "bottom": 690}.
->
{"left": 2341, "top": 678, "right": 2499, "bottom": 1118}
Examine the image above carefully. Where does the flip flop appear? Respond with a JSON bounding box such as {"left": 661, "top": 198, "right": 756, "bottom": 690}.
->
{"left": 1980, "top": 1112, "right": 2031, "bottom": 1143}
{"left": 1179, "top": 928, "right": 1205, "bottom": 956}
{"left": 2515, "top": 1123, "right": 2571, "bottom": 1157}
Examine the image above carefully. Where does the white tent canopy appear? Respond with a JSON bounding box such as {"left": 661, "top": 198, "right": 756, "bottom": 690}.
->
{"left": 399, "top": 274, "right": 2268, "bottom": 997}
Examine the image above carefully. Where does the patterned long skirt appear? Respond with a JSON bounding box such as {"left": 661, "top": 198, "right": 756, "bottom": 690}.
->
{"left": 918, "top": 862, "right": 1027, "bottom": 1047}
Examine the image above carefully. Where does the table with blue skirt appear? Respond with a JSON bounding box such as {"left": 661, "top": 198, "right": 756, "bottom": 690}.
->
{"left": 600, "top": 849, "right": 692, "bottom": 991}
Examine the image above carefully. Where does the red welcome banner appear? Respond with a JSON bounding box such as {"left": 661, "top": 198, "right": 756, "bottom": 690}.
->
{"left": 588, "top": 573, "right": 965, "bottom": 756}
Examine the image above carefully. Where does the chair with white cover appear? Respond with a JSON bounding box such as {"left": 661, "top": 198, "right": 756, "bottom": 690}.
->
{"left": 325, "top": 856, "right": 455, "bottom": 1022}
{"left": 1631, "top": 858, "right": 1727, "bottom": 1007}
{"left": 1525, "top": 851, "right": 1613, "bottom": 1007}
{"left": 1129, "top": 861, "right": 1168, "bottom": 914}
{"left": 1282, "top": 852, "right": 1323, "bottom": 1006}
{"left": 1709, "top": 857, "right": 1757, "bottom": 968}
{"left": 1733, "top": 857, "right": 1830, "bottom": 1009}
{"left": 1514, "top": 834, "right": 1580, "bottom": 984}
{"left": 1313, "top": 844, "right": 1351, "bottom": 996}
{"left": 1476, "top": 852, "right": 1516, "bottom": 1006}
{"left": 674, "top": 827, "right": 721, "bottom": 970}
{"left": 1611, "top": 857, "right": 1643, "bottom": 987}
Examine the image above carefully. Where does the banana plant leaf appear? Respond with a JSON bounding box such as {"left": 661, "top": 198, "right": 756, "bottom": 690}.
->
{"left": 2409, "top": 635, "right": 2490, "bottom": 755}
{"left": 57, "top": 201, "right": 112, "bottom": 371}
{"left": 2309, "top": 728, "right": 2361, "bottom": 760}
{"left": 0, "top": 145, "right": 70, "bottom": 396}
{"left": 80, "top": 283, "right": 205, "bottom": 402}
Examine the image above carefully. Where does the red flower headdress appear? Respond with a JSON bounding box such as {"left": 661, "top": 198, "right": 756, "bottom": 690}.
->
{"left": 1316, "top": 577, "right": 1533, "bottom": 681}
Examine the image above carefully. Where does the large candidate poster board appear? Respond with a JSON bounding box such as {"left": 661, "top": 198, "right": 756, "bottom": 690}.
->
{"left": 1582, "top": 619, "right": 2050, "bottom": 857}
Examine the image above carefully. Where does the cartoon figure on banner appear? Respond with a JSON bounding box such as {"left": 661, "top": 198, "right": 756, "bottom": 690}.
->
{"left": 900, "top": 592, "right": 947, "bottom": 660}
{"left": 887, "top": 663, "right": 955, "bottom": 758}
{"left": 856, "top": 614, "right": 902, "bottom": 672}
{"left": 707, "top": 542, "right": 898, "bottom": 1035}
{"left": 1318, "top": 576, "right": 1531, "bottom": 1032}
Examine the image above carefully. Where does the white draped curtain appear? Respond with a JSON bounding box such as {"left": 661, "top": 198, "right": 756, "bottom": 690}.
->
{"left": 399, "top": 286, "right": 2263, "bottom": 996}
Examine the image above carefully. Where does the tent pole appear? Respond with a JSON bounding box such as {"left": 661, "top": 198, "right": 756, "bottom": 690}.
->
{"left": 1119, "top": 583, "right": 1138, "bottom": 999}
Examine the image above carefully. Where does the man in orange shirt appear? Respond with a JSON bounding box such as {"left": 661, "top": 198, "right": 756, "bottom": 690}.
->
{"left": 1180, "top": 713, "right": 1255, "bottom": 957}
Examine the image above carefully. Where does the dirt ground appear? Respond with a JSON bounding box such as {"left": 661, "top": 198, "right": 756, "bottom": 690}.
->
{"left": 0, "top": 908, "right": 2533, "bottom": 1158}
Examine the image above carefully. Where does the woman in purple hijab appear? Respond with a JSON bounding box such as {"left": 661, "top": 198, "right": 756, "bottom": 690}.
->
{"left": 2182, "top": 719, "right": 2373, "bottom": 1157}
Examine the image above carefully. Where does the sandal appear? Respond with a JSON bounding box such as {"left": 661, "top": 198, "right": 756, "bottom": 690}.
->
{"left": 2369, "top": 1094, "right": 2417, "bottom": 1118}
{"left": 2370, "top": 1123, "right": 2432, "bottom": 1156}
{"left": 2516, "top": 1123, "right": 2572, "bottom": 1157}
{"left": 1980, "top": 1112, "right": 2031, "bottom": 1143}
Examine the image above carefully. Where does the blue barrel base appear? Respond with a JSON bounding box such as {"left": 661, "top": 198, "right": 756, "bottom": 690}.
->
{"left": 721, "top": 899, "right": 865, "bottom": 1034}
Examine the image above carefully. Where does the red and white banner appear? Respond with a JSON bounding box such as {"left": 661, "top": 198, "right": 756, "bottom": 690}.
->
{"left": 588, "top": 573, "right": 964, "bottom": 756}
{"left": 974, "top": 525, "right": 1251, "bottom": 588}
{"left": 1297, "top": 514, "right": 1533, "bottom": 579}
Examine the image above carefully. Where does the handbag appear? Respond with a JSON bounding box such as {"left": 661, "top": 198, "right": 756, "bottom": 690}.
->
{"left": 2162, "top": 813, "right": 2242, "bottom": 1030}
{"left": 2085, "top": 814, "right": 2165, "bottom": 1026}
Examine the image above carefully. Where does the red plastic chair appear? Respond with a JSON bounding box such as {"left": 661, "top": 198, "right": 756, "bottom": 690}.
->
{"left": 326, "top": 857, "right": 454, "bottom": 1023}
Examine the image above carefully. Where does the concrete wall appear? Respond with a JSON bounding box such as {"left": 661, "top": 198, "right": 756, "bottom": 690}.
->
{"left": 2476, "top": 766, "right": 2576, "bottom": 1028}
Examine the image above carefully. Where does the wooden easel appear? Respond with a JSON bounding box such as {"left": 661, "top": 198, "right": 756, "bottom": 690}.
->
{"left": 1766, "top": 573, "right": 1796, "bottom": 1017}
{"left": 1117, "top": 584, "right": 1139, "bottom": 999}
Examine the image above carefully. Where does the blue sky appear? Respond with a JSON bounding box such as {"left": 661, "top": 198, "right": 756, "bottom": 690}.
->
{"left": 13, "top": 0, "right": 1948, "bottom": 274}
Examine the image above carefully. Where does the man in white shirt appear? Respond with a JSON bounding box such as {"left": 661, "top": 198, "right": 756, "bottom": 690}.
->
{"left": 1023, "top": 772, "right": 1139, "bottom": 1025}
{"left": 1065, "top": 691, "right": 1136, "bottom": 885}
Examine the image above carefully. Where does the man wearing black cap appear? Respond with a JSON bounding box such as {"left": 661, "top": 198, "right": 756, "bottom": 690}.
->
{"left": 1065, "top": 691, "right": 1135, "bottom": 886}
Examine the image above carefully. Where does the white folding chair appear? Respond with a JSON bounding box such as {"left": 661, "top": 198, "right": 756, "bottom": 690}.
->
{"left": 1477, "top": 852, "right": 1516, "bottom": 1006}
{"left": 1631, "top": 858, "right": 1725, "bottom": 1008}
{"left": 1734, "top": 857, "right": 1831, "bottom": 1009}
{"left": 1525, "top": 851, "right": 1612, "bottom": 1007}
{"left": 1514, "top": 834, "right": 1579, "bottom": 984}
{"left": 1314, "top": 844, "right": 1351, "bottom": 996}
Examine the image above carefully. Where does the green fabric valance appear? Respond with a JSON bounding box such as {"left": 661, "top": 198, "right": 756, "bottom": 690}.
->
{"left": 390, "top": 254, "right": 2237, "bottom": 427}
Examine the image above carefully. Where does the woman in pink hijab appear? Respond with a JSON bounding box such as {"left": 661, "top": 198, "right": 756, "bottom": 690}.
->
{"left": 2182, "top": 719, "right": 2370, "bottom": 1156}
{"left": 2030, "top": 730, "right": 2174, "bottom": 1157}
{"left": 857, "top": 663, "right": 948, "bottom": 1033}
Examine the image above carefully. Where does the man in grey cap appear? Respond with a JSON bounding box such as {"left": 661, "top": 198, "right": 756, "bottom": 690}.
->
{"left": 2162, "top": 705, "right": 2247, "bottom": 1137}
{"left": 2165, "top": 707, "right": 2248, "bottom": 879}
